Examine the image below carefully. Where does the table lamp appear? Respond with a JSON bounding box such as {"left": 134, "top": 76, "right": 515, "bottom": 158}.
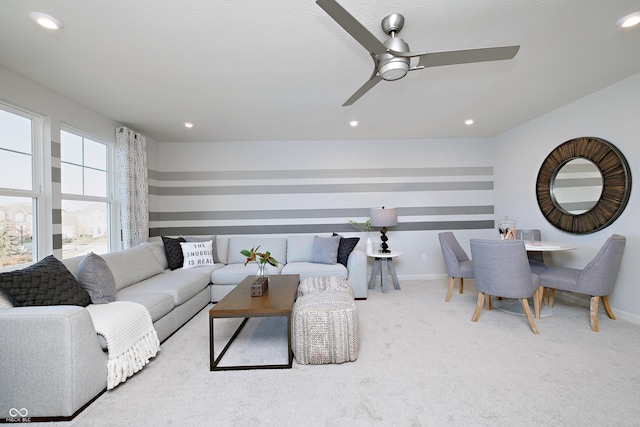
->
{"left": 370, "top": 207, "right": 397, "bottom": 253}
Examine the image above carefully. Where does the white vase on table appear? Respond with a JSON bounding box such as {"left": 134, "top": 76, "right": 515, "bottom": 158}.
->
{"left": 365, "top": 237, "right": 374, "bottom": 254}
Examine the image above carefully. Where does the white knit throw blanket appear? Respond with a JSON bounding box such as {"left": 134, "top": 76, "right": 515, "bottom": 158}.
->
{"left": 86, "top": 301, "right": 160, "bottom": 390}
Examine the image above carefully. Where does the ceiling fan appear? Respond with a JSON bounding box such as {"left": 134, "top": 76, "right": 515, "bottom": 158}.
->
{"left": 316, "top": 0, "right": 520, "bottom": 106}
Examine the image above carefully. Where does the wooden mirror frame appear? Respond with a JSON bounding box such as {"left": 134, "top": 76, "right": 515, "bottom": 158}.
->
{"left": 536, "top": 137, "right": 632, "bottom": 234}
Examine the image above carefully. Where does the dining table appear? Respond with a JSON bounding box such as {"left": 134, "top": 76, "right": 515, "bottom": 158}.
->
{"left": 493, "top": 239, "right": 576, "bottom": 317}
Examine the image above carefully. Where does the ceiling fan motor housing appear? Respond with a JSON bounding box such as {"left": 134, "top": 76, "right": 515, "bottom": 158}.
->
{"left": 379, "top": 37, "right": 410, "bottom": 80}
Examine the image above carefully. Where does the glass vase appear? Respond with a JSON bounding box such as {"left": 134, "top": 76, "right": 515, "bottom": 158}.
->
{"left": 256, "top": 263, "right": 269, "bottom": 279}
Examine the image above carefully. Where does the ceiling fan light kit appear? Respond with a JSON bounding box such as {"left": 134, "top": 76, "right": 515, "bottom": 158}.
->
{"left": 316, "top": 0, "right": 520, "bottom": 106}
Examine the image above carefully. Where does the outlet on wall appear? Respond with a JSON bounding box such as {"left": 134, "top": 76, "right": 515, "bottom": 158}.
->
{"left": 421, "top": 253, "right": 427, "bottom": 261}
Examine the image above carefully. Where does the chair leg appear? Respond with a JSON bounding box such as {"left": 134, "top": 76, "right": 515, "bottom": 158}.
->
{"left": 520, "top": 298, "right": 539, "bottom": 335}
{"left": 601, "top": 295, "right": 616, "bottom": 320}
{"left": 533, "top": 286, "right": 542, "bottom": 319}
{"left": 548, "top": 288, "right": 555, "bottom": 307}
{"left": 471, "top": 293, "right": 484, "bottom": 322}
{"left": 590, "top": 296, "right": 600, "bottom": 332}
{"left": 445, "top": 277, "right": 455, "bottom": 302}
{"left": 459, "top": 278, "right": 464, "bottom": 294}
{"left": 485, "top": 295, "right": 492, "bottom": 310}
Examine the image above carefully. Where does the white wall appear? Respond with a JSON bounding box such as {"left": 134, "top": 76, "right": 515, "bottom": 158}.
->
{"left": 0, "top": 66, "right": 118, "bottom": 143}
{"left": 494, "top": 72, "right": 640, "bottom": 322}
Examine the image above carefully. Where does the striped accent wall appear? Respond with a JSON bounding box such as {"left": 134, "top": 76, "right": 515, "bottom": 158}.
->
{"left": 148, "top": 166, "right": 495, "bottom": 237}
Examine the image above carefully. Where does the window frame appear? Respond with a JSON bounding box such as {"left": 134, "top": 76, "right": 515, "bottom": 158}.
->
{"left": 0, "top": 101, "right": 45, "bottom": 264}
{"left": 60, "top": 125, "right": 117, "bottom": 256}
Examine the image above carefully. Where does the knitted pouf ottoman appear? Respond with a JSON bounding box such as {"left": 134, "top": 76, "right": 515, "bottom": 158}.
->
{"left": 298, "top": 276, "right": 354, "bottom": 299}
{"left": 291, "top": 291, "right": 359, "bottom": 365}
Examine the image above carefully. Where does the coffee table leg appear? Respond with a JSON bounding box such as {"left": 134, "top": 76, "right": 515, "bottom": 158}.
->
{"left": 287, "top": 314, "right": 293, "bottom": 367}
{"left": 211, "top": 317, "right": 249, "bottom": 370}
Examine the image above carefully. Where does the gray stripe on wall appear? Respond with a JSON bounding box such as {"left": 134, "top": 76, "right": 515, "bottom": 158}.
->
{"left": 53, "top": 234, "right": 62, "bottom": 250}
{"left": 153, "top": 166, "right": 492, "bottom": 181}
{"left": 149, "top": 220, "right": 495, "bottom": 237}
{"left": 554, "top": 178, "right": 603, "bottom": 188}
{"left": 51, "top": 141, "right": 61, "bottom": 158}
{"left": 52, "top": 209, "right": 62, "bottom": 224}
{"left": 51, "top": 166, "right": 61, "bottom": 183}
{"left": 149, "top": 205, "right": 494, "bottom": 221}
{"left": 150, "top": 181, "right": 493, "bottom": 196}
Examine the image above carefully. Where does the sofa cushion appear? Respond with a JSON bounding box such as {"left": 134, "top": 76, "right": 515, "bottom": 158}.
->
{"left": 101, "top": 245, "right": 165, "bottom": 291}
{"left": 143, "top": 240, "right": 169, "bottom": 269}
{"left": 116, "top": 266, "right": 214, "bottom": 306}
{"left": 162, "top": 236, "right": 186, "bottom": 270}
{"left": 333, "top": 234, "right": 360, "bottom": 267}
{"left": 216, "top": 237, "right": 230, "bottom": 264}
{"left": 287, "top": 235, "right": 315, "bottom": 263}
{"left": 0, "top": 255, "right": 91, "bottom": 307}
{"left": 227, "top": 237, "right": 287, "bottom": 265}
{"left": 310, "top": 235, "right": 341, "bottom": 265}
{"left": 185, "top": 235, "right": 220, "bottom": 263}
{"left": 210, "top": 263, "right": 283, "bottom": 285}
{"left": 77, "top": 252, "right": 116, "bottom": 304}
{"left": 116, "top": 292, "right": 174, "bottom": 322}
{"left": 180, "top": 240, "right": 214, "bottom": 269}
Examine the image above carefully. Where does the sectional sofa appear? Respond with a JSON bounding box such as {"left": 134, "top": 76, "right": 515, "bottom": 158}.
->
{"left": 0, "top": 233, "right": 366, "bottom": 420}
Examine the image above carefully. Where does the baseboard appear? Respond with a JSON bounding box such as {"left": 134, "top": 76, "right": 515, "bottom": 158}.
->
{"left": 396, "top": 274, "right": 448, "bottom": 281}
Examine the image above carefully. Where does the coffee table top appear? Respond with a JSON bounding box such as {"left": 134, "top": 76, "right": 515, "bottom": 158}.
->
{"left": 209, "top": 274, "right": 300, "bottom": 318}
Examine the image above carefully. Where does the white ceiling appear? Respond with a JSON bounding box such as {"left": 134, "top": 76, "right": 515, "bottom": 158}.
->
{"left": 1, "top": 0, "right": 639, "bottom": 143}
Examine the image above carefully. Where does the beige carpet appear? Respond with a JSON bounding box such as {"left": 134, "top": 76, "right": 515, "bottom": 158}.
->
{"left": 34, "top": 279, "right": 640, "bottom": 426}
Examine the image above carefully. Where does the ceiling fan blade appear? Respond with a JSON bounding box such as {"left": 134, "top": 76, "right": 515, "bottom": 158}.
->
{"left": 317, "top": 0, "right": 387, "bottom": 55}
{"left": 343, "top": 75, "right": 383, "bottom": 106}
{"left": 417, "top": 45, "right": 520, "bottom": 68}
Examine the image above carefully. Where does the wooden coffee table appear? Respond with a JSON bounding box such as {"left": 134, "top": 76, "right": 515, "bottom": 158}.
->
{"left": 209, "top": 274, "right": 300, "bottom": 371}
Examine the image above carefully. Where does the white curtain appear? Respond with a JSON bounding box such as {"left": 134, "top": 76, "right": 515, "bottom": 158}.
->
{"left": 116, "top": 127, "right": 149, "bottom": 249}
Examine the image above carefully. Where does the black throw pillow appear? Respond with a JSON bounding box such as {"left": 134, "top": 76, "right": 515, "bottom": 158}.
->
{"left": 162, "top": 236, "right": 186, "bottom": 270}
{"left": 333, "top": 233, "right": 360, "bottom": 267}
{"left": 0, "top": 255, "right": 91, "bottom": 307}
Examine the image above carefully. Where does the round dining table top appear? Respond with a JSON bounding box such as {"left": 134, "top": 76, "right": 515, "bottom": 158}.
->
{"left": 524, "top": 241, "right": 576, "bottom": 251}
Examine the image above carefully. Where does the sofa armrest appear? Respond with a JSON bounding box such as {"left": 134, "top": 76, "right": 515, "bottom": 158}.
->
{"left": 346, "top": 249, "right": 368, "bottom": 299}
{"left": 0, "top": 306, "right": 108, "bottom": 418}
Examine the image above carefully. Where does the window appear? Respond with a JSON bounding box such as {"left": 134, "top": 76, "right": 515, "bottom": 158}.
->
{"left": 61, "top": 128, "right": 113, "bottom": 258}
{"left": 0, "top": 105, "right": 41, "bottom": 267}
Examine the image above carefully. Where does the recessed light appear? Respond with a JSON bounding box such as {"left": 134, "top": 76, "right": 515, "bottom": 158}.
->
{"left": 349, "top": 120, "right": 358, "bottom": 127}
{"left": 184, "top": 122, "right": 194, "bottom": 128}
{"left": 616, "top": 12, "right": 640, "bottom": 28}
{"left": 464, "top": 119, "right": 474, "bottom": 126}
{"left": 29, "top": 12, "right": 64, "bottom": 30}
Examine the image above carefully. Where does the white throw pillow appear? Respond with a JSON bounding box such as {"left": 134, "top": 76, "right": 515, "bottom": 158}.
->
{"left": 180, "top": 240, "right": 214, "bottom": 269}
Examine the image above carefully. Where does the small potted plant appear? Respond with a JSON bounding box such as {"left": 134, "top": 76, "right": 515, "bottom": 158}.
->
{"left": 349, "top": 219, "right": 373, "bottom": 253}
{"left": 240, "top": 246, "right": 278, "bottom": 279}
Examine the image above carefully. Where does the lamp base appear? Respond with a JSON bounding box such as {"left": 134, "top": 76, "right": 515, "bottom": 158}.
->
{"left": 379, "top": 227, "right": 391, "bottom": 253}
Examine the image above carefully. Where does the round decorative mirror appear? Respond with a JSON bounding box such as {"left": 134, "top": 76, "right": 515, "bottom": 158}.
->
{"left": 536, "top": 137, "right": 632, "bottom": 234}
{"left": 552, "top": 158, "right": 603, "bottom": 215}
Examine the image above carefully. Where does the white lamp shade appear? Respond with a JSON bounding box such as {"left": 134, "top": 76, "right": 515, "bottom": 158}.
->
{"left": 370, "top": 207, "right": 398, "bottom": 227}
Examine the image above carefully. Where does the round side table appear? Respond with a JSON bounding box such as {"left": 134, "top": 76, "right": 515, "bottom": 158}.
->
{"left": 366, "top": 251, "right": 401, "bottom": 293}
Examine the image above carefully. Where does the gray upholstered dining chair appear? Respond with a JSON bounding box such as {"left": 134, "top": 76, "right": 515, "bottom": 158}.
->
{"left": 438, "top": 232, "right": 474, "bottom": 302}
{"left": 539, "top": 234, "right": 626, "bottom": 332}
{"left": 514, "top": 228, "right": 547, "bottom": 274}
{"left": 470, "top": 239, "right": 542, "bottom": 334}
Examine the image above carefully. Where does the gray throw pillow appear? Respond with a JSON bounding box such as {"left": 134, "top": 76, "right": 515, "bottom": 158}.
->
{"left": 77, "top": 252, "right": 116, "bottom": 304}
{"left": 310, "top": 235, "right": 341, "bottom": 265}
